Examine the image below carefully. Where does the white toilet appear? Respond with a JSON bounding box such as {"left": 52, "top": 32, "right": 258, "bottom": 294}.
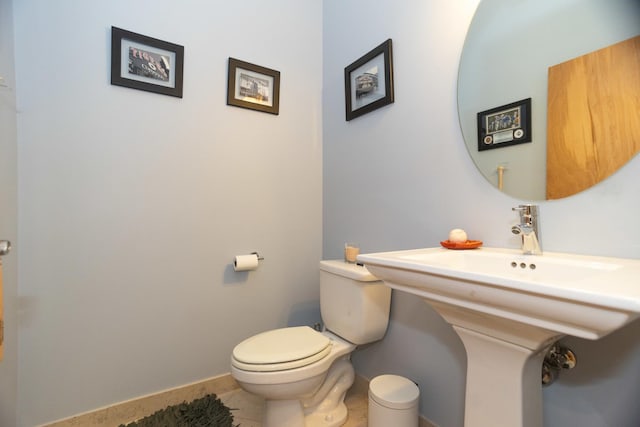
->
{"left": 230, "top": 260, "right": 391, "bottom": 427}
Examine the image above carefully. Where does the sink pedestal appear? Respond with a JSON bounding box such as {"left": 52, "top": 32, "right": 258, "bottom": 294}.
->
{"left": 455, "top": 326, "right": 548, "bottom": 427}
{"left": 429, "top": 300, "right": 562, "bottom": 427}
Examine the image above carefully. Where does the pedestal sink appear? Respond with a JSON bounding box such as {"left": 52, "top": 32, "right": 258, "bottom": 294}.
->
{"left": 358, "top": 247, "right": 640, "bottom": 427}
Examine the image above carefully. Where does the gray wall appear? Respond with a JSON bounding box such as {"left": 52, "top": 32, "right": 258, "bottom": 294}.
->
{"left": 322, "top": 1, "right": 640, "bottom": 426}
{"left": 11, "top": 1, "right": 322, "bottom": 425}
{"left": 0, "top": 0, "right": 18, "bottom": 425}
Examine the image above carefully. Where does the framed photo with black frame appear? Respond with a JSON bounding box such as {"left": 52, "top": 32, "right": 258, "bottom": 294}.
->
{"left": 227, "top": 58, "right": 280, "bottom": 115}
{"left": 110, "top": 26, "right": 184, "bottom": 98}
{"left": 344, "top": 39, "right": 394, "bottom": 121}
{"left": 477, "top": 98, "right": 532, "bottom": 151}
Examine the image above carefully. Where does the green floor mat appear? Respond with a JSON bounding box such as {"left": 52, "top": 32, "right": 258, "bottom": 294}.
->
{"left": 119, "top": 393, "right": 237, "bottom": 427}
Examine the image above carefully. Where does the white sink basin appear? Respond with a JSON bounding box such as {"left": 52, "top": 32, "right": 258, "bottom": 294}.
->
{"left": 358, "top": 247, "right": 640, "bottom": 427}
{"left": 358, "top": 247, "right": 640, "bottom": 340}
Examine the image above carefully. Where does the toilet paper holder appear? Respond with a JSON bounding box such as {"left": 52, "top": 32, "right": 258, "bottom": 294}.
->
{"left": 233, "top": 252, "right": 264, "bottom": 272}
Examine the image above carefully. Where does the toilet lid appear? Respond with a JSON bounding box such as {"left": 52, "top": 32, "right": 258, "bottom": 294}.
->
{"left": 232, "top": 326, "right": 332, "bottom": 372}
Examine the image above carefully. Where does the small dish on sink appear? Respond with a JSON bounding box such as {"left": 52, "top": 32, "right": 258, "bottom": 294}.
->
{"left": 440, "top": 240, "right": 483, "bottom": 250}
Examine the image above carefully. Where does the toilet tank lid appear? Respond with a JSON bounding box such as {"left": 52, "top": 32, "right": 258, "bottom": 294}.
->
{"left": 319, "top": 260, "right": 380, "bottom": 282}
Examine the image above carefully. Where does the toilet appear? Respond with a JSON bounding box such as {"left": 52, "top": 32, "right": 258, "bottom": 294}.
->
{"left": 230, "top": 260, "right": 392, "bottom": 427}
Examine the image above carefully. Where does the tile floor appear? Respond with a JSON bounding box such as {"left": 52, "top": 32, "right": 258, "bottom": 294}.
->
{"left": 219, "top": 384, "right": 369, "bottom": 427}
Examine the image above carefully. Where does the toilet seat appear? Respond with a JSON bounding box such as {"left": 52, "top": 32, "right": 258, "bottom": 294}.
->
{"left": 232, "top": 326, "right": 332, "bottom": 372}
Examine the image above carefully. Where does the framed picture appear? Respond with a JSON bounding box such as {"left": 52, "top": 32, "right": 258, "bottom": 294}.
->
{"left": 477, "top": 98, "right": 532, "bottom": 151}
{"left": 227, "top": 58, "right": 280, "bottom": 115}
{"left": 111, "top": 26, "right": 184, "bottom": 98}
{"left": 344, "top": 39, "right": 394, "bottom": 121}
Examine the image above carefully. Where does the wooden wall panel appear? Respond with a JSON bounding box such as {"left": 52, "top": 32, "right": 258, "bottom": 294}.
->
{"left": 546, "top": 36, "right": 640, "bottom": 199}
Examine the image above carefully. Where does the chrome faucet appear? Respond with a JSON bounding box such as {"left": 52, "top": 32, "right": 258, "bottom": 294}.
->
{"left": 511, "top": 204, "right": 542, "bottom": 255}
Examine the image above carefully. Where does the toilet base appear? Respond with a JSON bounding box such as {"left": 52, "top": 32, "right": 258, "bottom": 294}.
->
{"left": 302, "top": 357, "right": 354, "bottom": 426}
{"left": 264, "top": 400, "right": 348, "bottom": 427}
{"left": 264, "top": 399, "right": 305, "bottom": 427}
{"left": 305, "top": 402, "right": 348, "bottom": 427}
{"left": 258, "top": 356, "right": 355, "bottom": 427}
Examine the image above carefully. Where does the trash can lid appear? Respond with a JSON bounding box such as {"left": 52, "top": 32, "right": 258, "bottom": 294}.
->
{"left": 369, "top": 374, "right": 420, "bottom": 409}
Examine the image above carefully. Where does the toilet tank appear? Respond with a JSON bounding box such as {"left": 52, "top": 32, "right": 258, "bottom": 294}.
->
{"left": 319, "top": 260, "right": 391, "bottom": 345}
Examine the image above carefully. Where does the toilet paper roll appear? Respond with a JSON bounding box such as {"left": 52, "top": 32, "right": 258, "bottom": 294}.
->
{"left": 234, "top": 254, "right": 260, "bottom": 272}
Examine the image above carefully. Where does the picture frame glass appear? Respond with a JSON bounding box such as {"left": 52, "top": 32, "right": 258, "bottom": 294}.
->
{"left": 111, "top": 27, "right": 184, "bottom": 98}
{"left": 483, "top": 104, "right": 524, "bottom": 145}
{"left": 226, "top": 58, "right": 280, "bottom": 115}
{"left": 344, "top": 39, "right": 393, "bottom": 121}
{"left": 234, "top": 67, "right": 274, "bottom": 108}
{"left": 120, "top": 39, "right": 176, "bottom": 89}
{"left": 477, "top": 98, "right": 531, "bottom": 151}
{"left": 350, "top": 52, "right": 386, "bottom": 110}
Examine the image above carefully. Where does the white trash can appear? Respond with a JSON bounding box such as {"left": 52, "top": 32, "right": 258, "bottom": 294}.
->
{"left": 368, "top": 374, "right": 419, "bottom": 427}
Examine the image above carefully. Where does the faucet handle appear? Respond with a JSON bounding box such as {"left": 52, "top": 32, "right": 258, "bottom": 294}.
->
{"left": 512, "top": 204, "right": 535, "bottom": 213}
{"left": 512, "top": 204, "right": 538, "bottom": 217}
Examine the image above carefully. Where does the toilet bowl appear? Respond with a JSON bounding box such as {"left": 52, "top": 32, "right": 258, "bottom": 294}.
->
{"left": 230, "top": 260, "right": 391, "bottom": 427}
{"left": 231, "top": 328, "right": 356, "bottom": 427}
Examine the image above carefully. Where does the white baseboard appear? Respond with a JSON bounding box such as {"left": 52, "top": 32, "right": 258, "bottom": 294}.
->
{"left": 40, "top": 374, "right": 239, "bottom": 427}
{"left": 40, "top": 373, "right": 438, "bottom": 427}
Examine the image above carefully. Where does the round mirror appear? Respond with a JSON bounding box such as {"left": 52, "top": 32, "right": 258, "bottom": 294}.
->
{"left": 458, "top": 0, "right": 640, "bottom": 200}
